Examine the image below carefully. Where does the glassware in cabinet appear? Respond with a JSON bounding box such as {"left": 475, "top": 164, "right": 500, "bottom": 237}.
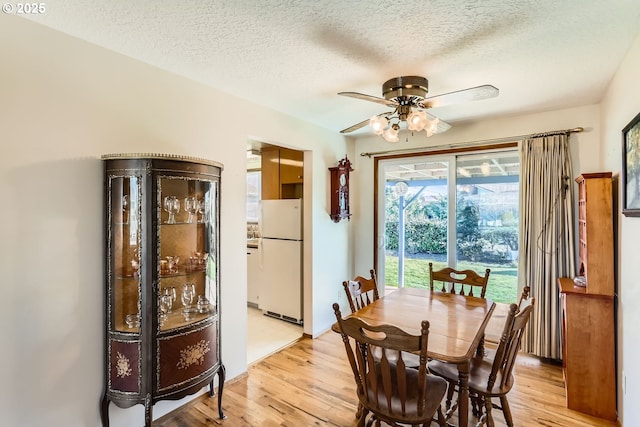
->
{"left": 108, "top": 175, "right": 141, "bottom": 334}
{"left": 157, "top": 176, "right": 218, "bottom": 332}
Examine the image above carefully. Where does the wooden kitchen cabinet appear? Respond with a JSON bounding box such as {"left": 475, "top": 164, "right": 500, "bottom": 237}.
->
{"left": 558, "top": 172, "right": 616, "bottom": 421}
{"left": 279, "top": 148, "right": 303, "bottom": 184}
{"left": 101, "top": 154, "right": 225, "bottom": 426}
{"left": 261, "top": 147, "right": 281, "bottom": 200}
{"left": 261, "top": 147, "right": 303, "bottom": 200}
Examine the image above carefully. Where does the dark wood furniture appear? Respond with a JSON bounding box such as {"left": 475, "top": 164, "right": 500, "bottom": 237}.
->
{"left": 429, "top": 263, "right": 491, "bottom": 298}
{"left": 328, "top": 156, "right": 353, "bottom": 222}
{"left": 332, "top": 303, "right": 447, "bottom": 427}
{"left": 558, "top": 172, "right": 616, "bottom": 422}
{"left": 333, "top": 287, "right": 495, "bottom": 427}
{"left": 342, "top": 268, "right": 380, "bottom": 313}
{"left": 430, "top": 298, "right": 535, "bottom": 427}
{"left": 101, "top": 154, "right": 225, "bottom": 426}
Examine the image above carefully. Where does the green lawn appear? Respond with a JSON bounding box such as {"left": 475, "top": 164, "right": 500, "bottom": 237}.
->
{"left": 384, "top": 256, "right": 518, "bottom": 304}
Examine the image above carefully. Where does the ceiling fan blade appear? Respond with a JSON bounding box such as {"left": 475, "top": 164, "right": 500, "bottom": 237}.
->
{"left": 340, "top": 111, "right": 396, "bottom": 134}
{"left": 338, "top": 91, "right": 398, "bottom": 108}
{"left": 340, "top": 118, "right": 371, "bottom": 134}
{"left": 418, "top": 85, "right": 499, "bottom": 109}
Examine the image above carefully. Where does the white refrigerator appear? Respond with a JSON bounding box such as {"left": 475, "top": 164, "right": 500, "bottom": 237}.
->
{"left": 259, "top": 199, "right": 303, "bottom": 324}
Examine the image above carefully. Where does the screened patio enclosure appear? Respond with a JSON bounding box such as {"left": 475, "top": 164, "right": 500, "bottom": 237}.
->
{"left": 377, "top": 150, "right": 520, "bottom": 304}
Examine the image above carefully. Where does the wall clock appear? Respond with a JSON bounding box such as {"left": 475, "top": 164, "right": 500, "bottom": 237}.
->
{"left": 329, "top": 156, "right": 353, "bottom": 223}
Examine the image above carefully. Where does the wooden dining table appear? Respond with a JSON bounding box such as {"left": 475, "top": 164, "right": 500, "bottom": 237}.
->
{"left": 334, "top": 287, "right": 496, "bottom": 427}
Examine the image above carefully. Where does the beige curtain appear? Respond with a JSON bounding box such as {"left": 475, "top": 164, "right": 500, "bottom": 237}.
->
{"left": 518, "top": 133, "right": 575, "bottom": 359}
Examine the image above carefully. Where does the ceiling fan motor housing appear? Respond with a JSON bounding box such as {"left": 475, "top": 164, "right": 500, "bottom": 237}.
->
{"left": 382, "top": 76, "right": 429, "bottom": 100}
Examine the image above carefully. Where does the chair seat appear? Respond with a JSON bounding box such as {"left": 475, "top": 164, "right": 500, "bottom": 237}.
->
{"left": 364, "top": 362, "right": 448, "bottom": 421}
{"left": 428, "top": 357, "right": 514, "bottom": 398}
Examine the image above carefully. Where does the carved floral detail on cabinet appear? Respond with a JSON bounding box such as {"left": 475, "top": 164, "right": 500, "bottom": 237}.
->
{"left": 116, "top": 352, "right": 133, "bottom": 378}
{"left": 177, "top": 339, "right": 211, "bottom": 369}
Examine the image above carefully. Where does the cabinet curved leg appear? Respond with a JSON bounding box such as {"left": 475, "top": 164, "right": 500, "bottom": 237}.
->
{"left": 209, "top": 378, "right": 216, "bottom": 397}
{"left": 144, "top": 393, "right": 153, "bottom": 427}
{"left": 100, "top": 394, "right": 110, "bottom": 427}
{"left": 216, "top": 363, "right": 226, "bottom": 419}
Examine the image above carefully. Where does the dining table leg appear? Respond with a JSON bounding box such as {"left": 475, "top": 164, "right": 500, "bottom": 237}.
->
{"left": 457, "top": 360, "right": 470, "bottom": 427}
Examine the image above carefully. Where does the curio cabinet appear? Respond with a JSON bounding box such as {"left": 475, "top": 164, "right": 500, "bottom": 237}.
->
{"left": 100, "top": 154, "right": 225, "bottom": 426}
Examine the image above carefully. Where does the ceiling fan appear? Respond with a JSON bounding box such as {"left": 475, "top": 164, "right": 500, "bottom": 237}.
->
{"left": 338, "top": 76, "right": 499, "bottom": 142}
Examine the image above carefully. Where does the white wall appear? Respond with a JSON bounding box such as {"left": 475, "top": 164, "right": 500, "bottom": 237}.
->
{"left": 600, "top": 30, "right": 640, "bottom": 425}
{"left": 0, "top": 15, "right": 349, "bottom": 427}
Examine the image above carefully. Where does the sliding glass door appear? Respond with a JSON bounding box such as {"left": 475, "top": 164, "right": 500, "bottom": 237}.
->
{"left": 377, "top": 149, "right": 520, "bottom": 303}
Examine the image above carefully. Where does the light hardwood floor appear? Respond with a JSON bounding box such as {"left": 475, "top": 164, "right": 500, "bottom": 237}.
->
{"left": 155, "top": 330, "right": 618, "bottom": 427}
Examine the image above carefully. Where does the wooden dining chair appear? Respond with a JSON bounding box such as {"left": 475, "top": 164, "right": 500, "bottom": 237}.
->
{"left": 342, "top": 269, "right": 380, "bottom": 313}
{"left": 428, "top": 262, "right": 491, "bottom": 298}
{"left": 483, "top": 285, "right": 532, "bottom": 360}
{"left": 517, "top": 285, "right": 531, "bottom": 310}
{"left": 332, "top": 303, "right": 447, "bottom": 427}
{"left": 428, "top": 296, "right": 535, "bottom": 427}
{"left": 429, "top": 263, "right": 492, "bottom": 358}
{"left": 342, "top": 270, "right": 421, "bottom": 369}
{"left": 467, "top": 285, "right": 532, "bottom": 416}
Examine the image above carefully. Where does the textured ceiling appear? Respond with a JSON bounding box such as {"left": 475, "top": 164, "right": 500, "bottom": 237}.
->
{"left": 22, "top": 0, "right": 640, "bottom": 137}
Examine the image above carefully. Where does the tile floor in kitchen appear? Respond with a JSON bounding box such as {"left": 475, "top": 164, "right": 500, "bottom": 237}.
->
{"left": 247, "top": 306, "right": 303, "bottom": 364}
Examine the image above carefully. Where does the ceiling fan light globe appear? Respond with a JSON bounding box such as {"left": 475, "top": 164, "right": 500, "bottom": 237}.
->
{"left": 416, "top": 110, "right": 429, "bottom": 131}
{"left": 369, "top": 116, "right": 388, "bottom": 135}
{"left": 382, "top": 126, "right": 399, "bottom": 142}
{"left": 407, "top": 110, "right": 426, "bottom": 131}
{"left": 426, "top": 117, "right": 440, "bottom": 135}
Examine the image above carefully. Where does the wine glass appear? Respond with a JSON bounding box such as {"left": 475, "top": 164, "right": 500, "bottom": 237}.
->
{"left": 196, "top": 199, "right": 207, "bottom": 223}
{"left": 159, "top": 294, "right": 171, "bottom": 326}
{"left": 184, "top": 196, "right": 197, "bottom": 223}
{"left": 162, "top": 287, "right": 176, "bottom": 313}
{"left": 196, "top": 295, "right": 210, "bottom": 314}
{"left": 181, "top": 283, "right": 195, "bottom": 309}
{"left": 163, "top": 195, "right": 180, "bottom": 224}
{"left": 169, "top": 286, "right": 177, "bottom": 308}
{"left": 122, "top": 195, "right": 129, "bottom": 224}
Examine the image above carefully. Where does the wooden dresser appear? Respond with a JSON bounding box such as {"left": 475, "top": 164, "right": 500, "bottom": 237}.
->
{"left": 558, "top": 172, "right": 616, "bottom": 421}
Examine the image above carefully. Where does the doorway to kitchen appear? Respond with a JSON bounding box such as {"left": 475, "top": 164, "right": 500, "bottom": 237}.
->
{"left": 246, "top": 141, "right": 304, "bottom": 364}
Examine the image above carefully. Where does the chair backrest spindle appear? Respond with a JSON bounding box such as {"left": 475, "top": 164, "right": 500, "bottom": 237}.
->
{"left": 429, "top": 263, "right": 491, "bottom": 298}
{"left": 342, "top": 269, "right": 380, "bottom": 313}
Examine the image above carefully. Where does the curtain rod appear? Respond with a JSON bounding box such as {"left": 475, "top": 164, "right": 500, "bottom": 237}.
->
{"left": 359, "top": 127, "right": 584, "bottom": 158}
